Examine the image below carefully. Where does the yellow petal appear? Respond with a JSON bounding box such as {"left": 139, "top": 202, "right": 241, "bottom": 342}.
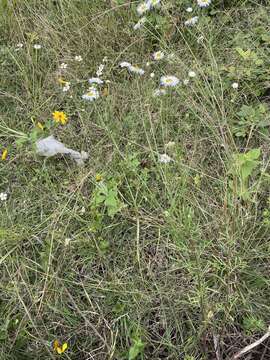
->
{"left": 1, "top": 149, "right": 8, "bottom": 161}
{"left": 62, "top": 343, "right": 68, "bottom": 352}
{"left": 53, "top": 340, "right": 60, "bottom": 351}
{"left": 56, "top": 346, "right": 63, "bottom": 354}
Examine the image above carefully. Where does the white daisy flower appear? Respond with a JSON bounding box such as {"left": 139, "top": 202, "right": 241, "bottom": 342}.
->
{"left": 133, "top": 16, "right": 147, "bottom": 30}
{"left": 183, "top": 79, "right": 190, "bottom": 85}
{"left": 82, "top": 87, "right": 99, "bottom": 101}
{"left": 33, "top": 44, "right": 42, "bottom": 49}
{"left": 184, "top": 16, "right": 199, "bottom": 26}
{"left": 188, "top": 71, "right": 196, "bottom": 78}
{"left": 60, "top": 63, "right": 68, "bottom": 69}
{"left": 160, "top": 75, "right": 180, "bottom": 87}
{"left": 186, "top": 7, "right": 193, "bottom": 12}
{"left": 63, "top": 82, "right": 70, "bottom": 92}
{"left": 0, "top": 192, "right": 7, "bottom": 201}
{"left": 159, "top": 154, "right": 173, "bottom": 164}
{"left": 150, "top": 72, "right": 155, "bottom": 78}
{"left": 149, "top": 0, "right": 161, "bottom": 6}
{"left": 96, "top": 64, "right": 105, "bottom": 77}
{"left": 89, "top": 77, "right": 104, "bottom": 85}
{"left": 120, "top": 61, "right": 131, "bottom": 68}
{"left": 232, "top": 82, "right": 239, "bottom": 89}
{"left": 128, "top": 65, "right": 145, "bottom": 75}
{"left": 137, "top": 1, "right": 151, "bottom": 15}
{"left": 75, "top": 55, "right": 82, "bottom": 62}
{"left": 197, "top": 0, "right": 211, "bottom": 7}
{"left": 153, "top": 88, "right": 166, "bottom": 96}
{"left": 152, "top": 51, "right": 165, "bottom": 61}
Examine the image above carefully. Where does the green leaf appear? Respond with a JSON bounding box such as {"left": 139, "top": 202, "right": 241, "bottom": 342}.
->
{"left": 128, "top": 338, "right": 145, "bottom": 360}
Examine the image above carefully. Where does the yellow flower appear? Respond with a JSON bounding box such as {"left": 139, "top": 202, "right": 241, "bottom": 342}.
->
{"left": 58, "top": 77, "right": 67, "bottom": 85}
{"left": 52, "top": 111, "right": 68, "bottom": 125}
{"left": 95, "top": 173, "right": 103, "bottom": 182}
{"left": 53, "top": 340, "right": 68, "bottom": 354}
{"left": 37, "top": 122, "right": 44, "bottom": 130}
{"left": 1, "top": 149, "right": 8, "bottom": 161}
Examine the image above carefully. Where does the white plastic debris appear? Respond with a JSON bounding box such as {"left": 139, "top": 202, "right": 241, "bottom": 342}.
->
{"left": 36, "top": 135, "right": 88, "bottom": 165}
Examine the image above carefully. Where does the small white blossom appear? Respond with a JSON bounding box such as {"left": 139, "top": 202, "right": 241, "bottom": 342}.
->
{"left": 63, "top": 82, "right": 70, "bottom": 92}
{"left": 232, "top": 82, "right": 239, "bottom": 89}
{"left": 152, "top": 51, "right": 165, "bottom": 61}
{"left": 128, "top": 65, "right": 145, "bottom": 75}
{"left": 153, "top": 88, "right": 166, "bottom": 96}
{"left": 137, "top": 1, "right": 151, "bottom": 15}
{"left": 102, "top": 56, "right": 108, "bottom": 62}
{"left": 82, "top": 87, "right": 99, "bottom": 101}
{"left": 197, "top": 35, "right": 204, "bottom": 43}
{"left": 133, "top": 16, "right": 147, "bottom": 30}
{"left": 15, "top": 43, "right": 23, "bottom": 51}
{"left": 96, "top": 64, "right": 105, "bottom": 77}
{"left": 146, "top": 62, "right": 151, "bottom": 67}
{"left": 184, "top": 16, "right": 199, "bottom": 26}
{"left": 89, "top": 77, "right": 104, "bottom": 85}
{"left": 60, "top": 63, "right": 68, "bottom": 69}
{"left": 159, "top": 154, "right": 173, "bottom": 164}
{"left": 186, "top": 7, "right": 193, "bottom": 12}
{"left": 0, "top": 192, "right": 7, "bottom": 201}
{"left": 64, "top": 238, "right": 71, "bottom": 246}
{"left": 33, "top": 44, "right": 42, "bottom": 49}
{"left": 188, "top": 71, "right": 196, "bottom": 78}
{"left": 74, "top": 55, "right": 82, "bottom": 62}
{"left": 150, "top": 72, "right": 155, "bottom": 78}
{"left": 120, "top": 61, "right": 132, "bottom": 68}
{"left": 197, "top": 0, "right": 211, "bottom": 7}
{"left": 183, "top": 79, "right": 190, "bottom": 85}
{"left": 160, "top": 75, "right": 180, "bottom": 87}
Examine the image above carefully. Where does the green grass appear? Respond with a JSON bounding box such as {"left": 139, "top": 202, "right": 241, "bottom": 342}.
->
{"left": 0, "top": 0, "right": 270, "bottom": 359}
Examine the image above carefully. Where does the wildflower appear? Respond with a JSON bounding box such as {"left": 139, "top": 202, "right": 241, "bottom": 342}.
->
{"left": 165, "top": 141, "right": 175, "bottom": 149}
{"left": 102, "top": 56, "right": 108, "bottom": 62}
{"left": 128, "top": 65, "right": 145, "bottom": 75}
{"left": 146, "top": 62, "right": 151, "bottom": 67}
{"left": 95, "top": 173, "right": 103, "bottom": 182}
{"left": 120, "top": 61, "right": 131, "bottom": 68}
{"left": 183, "top": 79, "right": 190, "bottom": 85}
{"left": 153, "top": 88, "right": 166, "bottom": 96}
{"left": 160, "top": 75, "right": 179, "bottom": 87}
{"left": 82, "top": 87, "right": 99, "bottom": 101}
{"left": 137, "top": 1, "right": 151, "bottom": 15}
{"left": 232, "top": 82, "right": 239, "bottom": 89}
{"left": 37, "top": 122, "right": 44, "bottom": 130}
{"left": 159, "top": 153, "right": 173, "bottom": 163}
{"left": 149, "top": 0, "right": 161, "bottom": 6}
{"left": 60, "top": 63, "right": 68, "bottom": 69}
{"left": 52, "top": 111, "right": 68, "bottom": 125}
{"left": 197, "top": 0, "right": 211, "bottom": 7}
{"left": 63, "top": 82, "right": 70, "bottom": 92}
{"left": 64, "top": 238, "right": 71, "bottom": 246}
{"left": 96, "top": 64, "right": 105, "bottom": 77}
{"left": 197, "top": 35, "right": 204, "bottom": 43}
{"left": 152, "top": 51, "right": 165, "bottom": 61}
{"left": 150, "top": 72, "right": 155, "bottom": 78}
{"left": 184, "top": 16, "right": 199, "bottom": 26}
{"left": 188, "top": 71, "right": 196, "bottom": 78}
{"left": 0, "top": 193, "right": 7, "bottom": 201}
{"left": 33, "top": 44, "right": 42, "bottom": 49}
{"left": 15, "top": 43, "right": 23, "bottom": 51}
{"left": 1, "top": 149, "right": 8, "bottom": 161}
{"left": 88, "top": 77, "right": 104, "bottom": 85}
{"left": 133, "top": 16, "right": 147, "bottom": 30}
{"left": 74, "top": 55, "right": 82, "bottom": 62}
{"left": 186, "top": 7, "right": 193, "bottom": 12}
{"left": 53, "top": 340, "right": 68, "bottom": 355}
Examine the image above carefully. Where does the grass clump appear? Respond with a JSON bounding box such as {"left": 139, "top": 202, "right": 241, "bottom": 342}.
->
{"left": 0, "top": 0, "right": 270, "bottom": 359}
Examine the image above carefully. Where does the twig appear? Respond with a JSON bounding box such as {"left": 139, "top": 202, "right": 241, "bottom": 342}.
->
{"left": 213, "top": 334, "right": 221, "bottom": 360}
{"left": 232, "top": 326, "right": 270, "bottom": 359}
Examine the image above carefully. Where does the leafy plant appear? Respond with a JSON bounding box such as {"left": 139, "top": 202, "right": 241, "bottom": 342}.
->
{"left": 91, "top": 179, "right": 125, "bottom": 218}
{"left": 243, "top": 316, "right": 266, "bottom": 335}
{"left": 229, "top": 148, "right": 261, "bottom": 201}
{"left": 233, "top": 103, "right": 270, "bottom": 137}
{"left": 128, "top": 337, "right": 145, "bottom": 360}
